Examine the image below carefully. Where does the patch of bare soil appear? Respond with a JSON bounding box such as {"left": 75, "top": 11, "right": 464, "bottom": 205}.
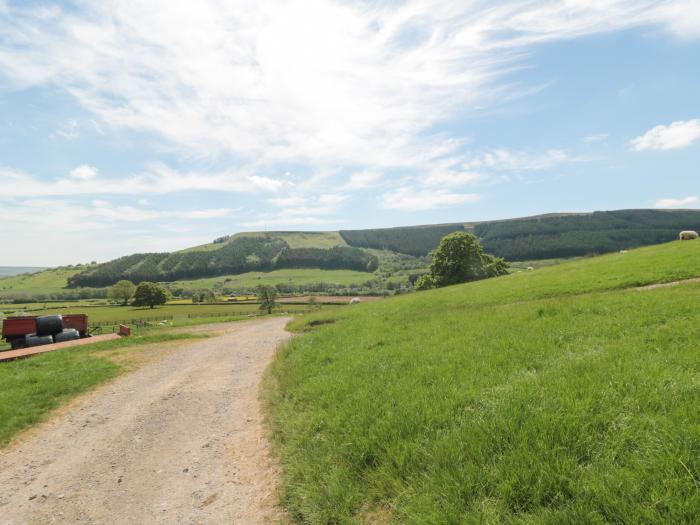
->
{"left": 0, "top": 317, "right": 292, "bottom": 525}
{"left": 635, "top": 277, "right": 700, "bottom": 291}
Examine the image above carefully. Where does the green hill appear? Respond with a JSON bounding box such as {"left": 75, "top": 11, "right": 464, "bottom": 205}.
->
{"left": 2, "top": 209, "right": 699, "bottom": 299}
{"left": 340, "top": 209, "right": 700, "bottom": 259}
{"left": 267, "top": 240, "right": 700, "bottom": 523}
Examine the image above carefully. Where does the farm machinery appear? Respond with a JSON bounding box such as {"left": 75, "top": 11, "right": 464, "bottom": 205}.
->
{"left": 2, "top": 314, "right": 89, "bottom": 350}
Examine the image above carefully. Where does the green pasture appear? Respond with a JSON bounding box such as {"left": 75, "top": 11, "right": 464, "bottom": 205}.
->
{"left": 0, "top": 267, "right": 82, "bottom": 295}
{"left": 267, "top": 240, "right": 700, "bottom": 523}
{"left": 170, "top": 268, "right": 374, "bottom": 290}
{"left": 3, "top": 302, "right": 338, "bottom": 330}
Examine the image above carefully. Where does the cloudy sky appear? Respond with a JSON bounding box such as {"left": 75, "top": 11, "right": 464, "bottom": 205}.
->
{"left": 1, "top": 0, "right": 699, "bottom": 266}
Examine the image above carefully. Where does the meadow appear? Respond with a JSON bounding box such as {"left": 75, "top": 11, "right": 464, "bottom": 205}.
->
{"left": 0, "top": 267, "right": 82, "bottom": 295}
{"left": 170, "top": 268, "right": 374, "bottom": 290}
{"left": 266, "top": 240, "right": 700, "bottom": 524}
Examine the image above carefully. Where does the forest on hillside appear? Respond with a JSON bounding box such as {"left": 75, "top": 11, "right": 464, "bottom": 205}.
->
{"left": 68, "top": 237, "right": 378, "bottom": 288}
{"left": 341, "top": 210, "right": 700, "bottom": 260}
{"left": 340, "top": 224, "right": 466, "bottom": 256}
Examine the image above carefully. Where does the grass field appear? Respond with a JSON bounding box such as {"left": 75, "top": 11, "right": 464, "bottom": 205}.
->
{"left": 170, "top": 268, "right": 373, "bottom": 290}
{"left": 179, "top": 231, "right": 347, "bottom": 253}
{"left": 266, "top": 240, "right": 700, "bottom": 524}
{"left": 2, "top": 302, "right": 341, "bottom": 332}
{"left": 0, "top": 332, "right": 207, "bottom": 446}
{"left": 0, "top": 267, "right": 82, "bottom": 295}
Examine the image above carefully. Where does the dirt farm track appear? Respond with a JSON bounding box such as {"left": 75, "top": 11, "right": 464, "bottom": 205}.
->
{"left": 0, "top": 317, "right": 291, "bottom": 525}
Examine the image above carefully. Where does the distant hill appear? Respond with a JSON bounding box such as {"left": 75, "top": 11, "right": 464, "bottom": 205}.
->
{"left": 3, "top": 209, "right": 700, "bottom": 295}
{"left": 340, "top": 209, "right": 700, "bottom": 259}
{"left": 67, "top": 233, "right": 379, "bottom": 288}
{"left": 0, "top": 267, "right": 47, "bottom": 277}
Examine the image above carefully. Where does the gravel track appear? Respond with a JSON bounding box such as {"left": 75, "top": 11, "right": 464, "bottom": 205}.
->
{"left": 0, "top": 317, "right": 291, "bottom": 525}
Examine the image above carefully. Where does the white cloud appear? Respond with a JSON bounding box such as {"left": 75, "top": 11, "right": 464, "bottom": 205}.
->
{"left": 70, "top": 164, "right": 98, "bottom": 180}
{"left": 379, "top": 187, "right": 481, "bottom": 211}
{"left": 655, "top": 0, "right": 700, "bottom": 39}
{"left": 423, "top": 170, "right": 482, "bottom": 187}
{"left": 267, "top": 192, "right": 348, "bottom": 218}
{"left": 464, "top": 149, "right": 571, "bottom": 171}
{"left": 0, "top": 0, "right": 693, "bottom": 177}
{"left": 0, "top": 164, "right": 287, "bottom": 198}
{"left": 180, "top": 208, "right": 235, "bottom": 219}
{"left": 654, "top": 196, "right": 698, "bottom": 209}
{"left": 630, "top": 119, "right": 700, "bottom": 151}
{"left": 342, "top": 171, "right": 383, "bottom": 190}
{"left": 54, "top": 119, "right": 80, "bottom": 140}
{"left": 0, "top": 198, "right": 237, "bottom": 264}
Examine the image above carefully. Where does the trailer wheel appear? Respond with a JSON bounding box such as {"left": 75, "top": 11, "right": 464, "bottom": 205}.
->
{"left": 54, "top": 328, "right": 80, "bottom": 343}
{"left": 10, "top": 338, "right": 26, "bottom": 350}
{"left": 36, "top": 315, "right": 64, "bottom": 336}
{"left": 25, "top": 334, "right": 54, "bottom": 347}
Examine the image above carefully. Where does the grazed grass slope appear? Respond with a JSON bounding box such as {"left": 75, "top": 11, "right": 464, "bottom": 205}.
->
{"left": 267, "top": 241, "right": 700, "bottom": 524}
{"left": 0, "top": 333, "right": 207, "bottom": 447}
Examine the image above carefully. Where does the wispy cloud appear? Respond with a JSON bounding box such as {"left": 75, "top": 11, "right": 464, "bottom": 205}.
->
{"left": 583, "top": 133, "right": 609, "bottom": 144}
{"left": 630, "top": 119, "right": 700, "bottom": 151}
{"left": 654, "top": 195, "right": 698, "bottom": 208}
{"left": 0, "top": 0, "right": 694, "bottom": 178}
{"left": 0, "top": 164, "right": 287, "bottom": 198}
{"left": 379, "top": 187, "right": 480, "bottom": 211}
{"left": 463, "top": 149, "right": 571, "bottom": 171}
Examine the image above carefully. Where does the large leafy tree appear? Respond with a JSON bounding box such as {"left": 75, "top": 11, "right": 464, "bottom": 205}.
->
{"left": 416, "top": 232, "right": 508, "bottom": 290}
{"left": 108, "top": 280, "right": 136, "bottom": 306}
{"left": 132, "top": 281, "right": 170, "bottom": 309}
{"left": 257, "top": 285, "right": 278, "bottom": 314}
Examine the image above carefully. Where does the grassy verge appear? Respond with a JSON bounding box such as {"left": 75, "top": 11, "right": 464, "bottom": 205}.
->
{"left": 0, "top": 332, "right": 207, "bottom": 447}
{"left": 267, "top": 240, "right": 700, "bottom": 524}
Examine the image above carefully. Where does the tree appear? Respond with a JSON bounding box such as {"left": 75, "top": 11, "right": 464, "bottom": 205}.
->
{"left": 108, "top": 280, "right": 136, "bottom": 306}
{"left": 417, "top": 232, "right": 509, "bottom": 290}
{"left": 192, "top": 289, "right": 216, "bottom": 304}
{"left": 256, "top": 285, "right": 278, "bottom": 314}
{"left": 132, "top": 282, "right": 170, "bottom": 309}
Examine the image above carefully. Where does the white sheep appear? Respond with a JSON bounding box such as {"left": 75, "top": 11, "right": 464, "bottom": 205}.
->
{"left": 527, "top": 266, "right": 535, "bottom": 271}
{"left": 680, "top": 230, "right": 699, "bottom": 241}
{"left": 349, "top": 297, "right": 361, "bottom": 304}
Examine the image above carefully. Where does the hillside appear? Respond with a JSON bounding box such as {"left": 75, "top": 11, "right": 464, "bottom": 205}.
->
{"left": 2, "top": 209, "right": 699, "bottom": 299}
{"left": 267, "top": 240, "right": 700, "bottom": 523}
{"left": 339, "top": 209, "right": 700, "bottom": 259}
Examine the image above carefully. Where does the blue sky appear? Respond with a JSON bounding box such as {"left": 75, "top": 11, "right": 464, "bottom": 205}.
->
{"left": 0, "top": 0, "right": 699, "bottom": 266}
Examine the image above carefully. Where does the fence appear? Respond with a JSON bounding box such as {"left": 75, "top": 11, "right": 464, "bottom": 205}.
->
{"left": 87, "top": 307, "right": 303, "bottom": 333}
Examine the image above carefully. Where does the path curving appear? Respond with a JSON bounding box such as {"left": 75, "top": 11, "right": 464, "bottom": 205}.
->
{"left": 0, "top": 317, "right": 292, "bottom": 525}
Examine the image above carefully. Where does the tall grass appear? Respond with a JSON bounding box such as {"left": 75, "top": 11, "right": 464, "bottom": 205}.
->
{"left": 267, "top": 241, "right": 700, "bottom": 523}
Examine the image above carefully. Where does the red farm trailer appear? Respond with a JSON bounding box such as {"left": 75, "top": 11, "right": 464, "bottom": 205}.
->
{"left": 2, "top": 314, "right": 89, "bottom": 350}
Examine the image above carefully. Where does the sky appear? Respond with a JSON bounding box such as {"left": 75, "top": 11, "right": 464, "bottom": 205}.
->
{"left": 0, "top": 0, "right": 699, "bottom": 266}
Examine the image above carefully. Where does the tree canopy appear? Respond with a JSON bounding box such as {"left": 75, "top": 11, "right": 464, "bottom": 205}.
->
{"left": 107, "top": 280, "right": 136, "bottom": 306}
{"left": 257, "top": 285, "right": 278, "bottom": 314}
{"left": 417, "top": 232, "right": 508, "bottom": 290}
{"left": 132, "top": 282, "right": 170, "bottom": 309}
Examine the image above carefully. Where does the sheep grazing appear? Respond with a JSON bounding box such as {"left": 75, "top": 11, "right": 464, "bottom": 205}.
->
{"left": 349, "top": 297, "right": 361, "bottom": 304}
{"left": 620, "top": 250, "right": 628, "bottom": 254}
{"left": 680, "top": 230, "right": 699, "bottom": 241}
{"left": 527, "top": 266, "right": 535, "bottom": 271}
